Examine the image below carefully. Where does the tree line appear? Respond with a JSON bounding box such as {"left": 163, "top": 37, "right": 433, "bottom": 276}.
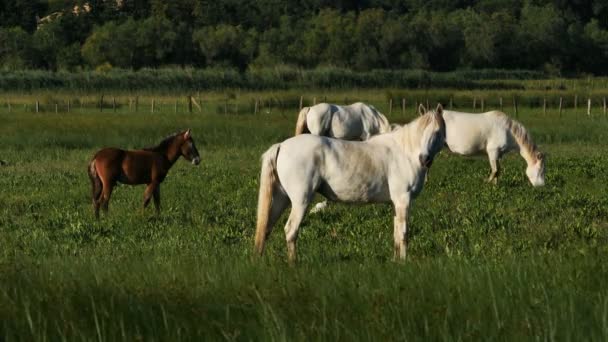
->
{"left": 1, "top": 0, "right": 608, "bottom": 75}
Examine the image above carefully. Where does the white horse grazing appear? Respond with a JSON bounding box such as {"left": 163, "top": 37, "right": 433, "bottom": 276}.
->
{"left": 442, "top": 109, "right": 545, "bottom": 186}
{"left": 255, "top": 105, "right": 446, "bottom": 263}
{"left": 295, "top": 102, "right": 391, "bottom": 140}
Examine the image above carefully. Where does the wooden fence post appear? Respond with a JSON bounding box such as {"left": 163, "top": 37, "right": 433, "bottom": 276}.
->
{"left": 112, "top": 97, "right": 116, "bottom": 112}
{"left": 499, "top": 97, "right": 503, "bottom": 111}
{"left": 402, "top": 98, "right": 406, "bottom": 116}
{"left": 449, "top": 96, "right": 453, "bottom": 109}
{"left": 481, "top": 98, "right": 484, "bottom": 112}
{"left": 559, "top": 97, "right": 563, "bottom": 117}
{"left": 313, "top": 97, "right": 317, "bottom": 105}
{"left": 603, "top": 97, "right": 606, "bottom": 116}
{"left": 587, "top": 98, "right": 591, "bottom": 116}
{"left": 36, "top": 100, "right": 39, "bottom": 113}
{"left": 389, "top": 98, "right": 393, "bottom": 115}
{"left": 543, "top": 97, "right": 546, "bottom": 115}
{"left": 7, "top": 101, "right": 11, "bottom": 113}
{"left": 67, "top": 99, "right": 71, "bottom": 112}
{"left": 473, "top": 97, "right": 477, "bottom": 111}
{"left": 299, "top": 96, "right": 303, "bottom": 110}
{"left": 55, "top": 103, "right": 58, "bottom": 114}
{"left": 254, "top": 99, "right": 259, "bottom": 114}
{"left": 574, "top": 95, "right": 578, "bottom": 111}
{"left": 151, "top": 99, "right": 155, "bottom": 113}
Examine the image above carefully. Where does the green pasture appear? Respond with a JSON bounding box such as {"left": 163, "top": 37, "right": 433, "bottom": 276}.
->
{"left": 1, "top": 93, "right": 608, "bottom": 340}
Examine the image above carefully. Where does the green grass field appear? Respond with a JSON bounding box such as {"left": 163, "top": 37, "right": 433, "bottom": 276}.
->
{"left": 1, "top": 93, "right": 608, "bottom": 340}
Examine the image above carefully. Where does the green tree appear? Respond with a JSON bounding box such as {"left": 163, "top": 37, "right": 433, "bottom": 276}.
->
{"left": 0, "top": 27, "right": 33, "bottom": 69}
{"left": 81, "top": 19, "right": 138, "bottom": 68}
{"left": 193, "top": 24, "right": 250, "bottom": 68}
{"left": 135, "top": 17, "right": 177, "bottom": 67}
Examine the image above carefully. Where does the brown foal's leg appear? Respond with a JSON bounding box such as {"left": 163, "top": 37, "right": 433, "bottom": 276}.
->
{"left": 152, "top": 186, "right": 161, "bottom": 215}
{"left": 100, "top": 181, "right": 114, "bottom": 215}
{"left": 143, "top": 182, "right": 159, "bottom": 214}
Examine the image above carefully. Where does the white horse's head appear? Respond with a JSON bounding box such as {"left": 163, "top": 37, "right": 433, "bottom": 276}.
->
{"left": 526, "top": 151, "right": 545, "bottom": 187}
{"left": 416, "top": 104, "right": 446, "bottom": 168}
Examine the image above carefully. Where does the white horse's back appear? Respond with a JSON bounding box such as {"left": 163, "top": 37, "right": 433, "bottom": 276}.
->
{"left": 298, "top": 102, "right": 390, "bottom": 140}
{"left": 443, "top": 110, "right": 513, "bottom": 155}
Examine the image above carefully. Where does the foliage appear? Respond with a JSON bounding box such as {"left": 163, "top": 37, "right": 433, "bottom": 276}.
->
{"left": 2, "top": 1, "right": 608, "bottom": 73}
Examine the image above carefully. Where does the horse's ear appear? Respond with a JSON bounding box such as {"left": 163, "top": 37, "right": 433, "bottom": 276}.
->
{"left": 184, "top": 129, "right": 191, "bottom": 139}
{"left": 418, "top": 104, "right": 426, "bottom": 116}
{"left": 435, "top": 103, "right": 444, "bottom": 116}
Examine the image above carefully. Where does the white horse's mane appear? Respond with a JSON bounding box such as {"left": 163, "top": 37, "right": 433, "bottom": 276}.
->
{"left": 493, "top": 111, "right": 540, "bottom": 161}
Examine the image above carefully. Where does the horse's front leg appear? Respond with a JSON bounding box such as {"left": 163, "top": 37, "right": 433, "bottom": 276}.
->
{"left": 392, "top": 194, "right": 411, "bottom": 261}
{"left": 143, "top": 182, "right": 159, "bottom": 213}
{"left": 152, "top": 186, "right": 161, "bottom": 215}
{"left": 487, "top": 150, "right": 501, "bottom": 185}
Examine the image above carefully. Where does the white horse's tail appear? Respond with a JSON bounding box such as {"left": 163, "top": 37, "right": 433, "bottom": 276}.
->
{"left": 294, "top": 107, "right": 310, "bottom": 135}
{"left": 255, "top": 143, "right": 281, "bottom": 255}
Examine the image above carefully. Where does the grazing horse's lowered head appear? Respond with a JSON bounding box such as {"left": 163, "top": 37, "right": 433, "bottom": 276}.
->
{"left": 88, "top": 129, "right": 201, "bottom": 219}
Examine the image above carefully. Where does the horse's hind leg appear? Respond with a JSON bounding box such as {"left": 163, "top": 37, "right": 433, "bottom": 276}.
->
{"left": 265, "top": 189, "right": 290, "bottom": 239}
{"left": 486, "top": 149, "right": 501, "bottom": 185}
{"left": 284, "top": 199, "right": 311, "bottom": 264}
{"left": 91, "top": 177, "right": 102, "bottom": 219}
{"left": 100, "top": 181, "right": 115, "bottom": 214}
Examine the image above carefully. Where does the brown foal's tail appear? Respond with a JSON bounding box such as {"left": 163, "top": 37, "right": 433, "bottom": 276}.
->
{"left": 254, "top": 144, "right": 281, "bottom": 256}
{"left": 294, "top": 107, "right": 310, "bottom": 135}
{"left": 88, "top": 159, "right": 102, "bottom": 203}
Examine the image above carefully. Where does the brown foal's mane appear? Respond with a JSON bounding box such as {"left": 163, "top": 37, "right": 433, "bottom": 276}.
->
{"left": 143, "top": 131, "right": 184, "bottom": 153}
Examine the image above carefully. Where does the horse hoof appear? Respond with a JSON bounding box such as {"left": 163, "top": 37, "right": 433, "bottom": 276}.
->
{"left": 310, "top": 201, "right": 328, "bottom": 214}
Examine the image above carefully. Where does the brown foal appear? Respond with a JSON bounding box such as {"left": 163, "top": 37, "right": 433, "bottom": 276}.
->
{"left": 87, "top": 129, "right": 200, "bottom": 219}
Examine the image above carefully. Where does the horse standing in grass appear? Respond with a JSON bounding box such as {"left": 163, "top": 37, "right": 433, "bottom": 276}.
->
{"left": 295, "top": 102, "right": 395, "bottom": 213}
{"left": 255, "top": 105, "right": 446, "bottom": 263}
{"left": 87, "top": 129, "right": 201, "bottom": 219}
{"left": 295, "top": 102, "right": 392, "bottom": 140}
{"left": 441, "top": 110, "right": 545, "bottom": 186}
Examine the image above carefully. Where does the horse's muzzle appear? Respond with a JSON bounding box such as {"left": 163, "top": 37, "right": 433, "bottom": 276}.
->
{"left": 192, "top": 157, "right": 201, "bottom": 165}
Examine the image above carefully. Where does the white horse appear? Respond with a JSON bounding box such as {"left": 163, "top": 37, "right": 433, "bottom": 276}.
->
{"left": 295, "top": 102, "right": 391, "bottom": 140}
{"left": 441, "top": 109, "right": 545, "bottom": 186}
{"left": 255, "top": 105, "right": 446, "bottom": 263}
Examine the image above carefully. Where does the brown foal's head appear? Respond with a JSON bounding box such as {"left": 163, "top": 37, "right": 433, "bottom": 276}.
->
{"left": 180, "top": 129, "right": 201, "bottom": 165}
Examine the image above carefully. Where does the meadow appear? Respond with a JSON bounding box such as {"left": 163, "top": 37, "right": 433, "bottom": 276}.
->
{"left": 1, "top": 91, "right": 608, "bottom": 340}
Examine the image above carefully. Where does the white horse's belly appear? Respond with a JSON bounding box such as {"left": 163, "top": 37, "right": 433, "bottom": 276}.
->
{"left": 319, "top": 176, "right": 390, "bottom": 203}
{"left": 446, "top": 142, "right": 485, "bottom": 156}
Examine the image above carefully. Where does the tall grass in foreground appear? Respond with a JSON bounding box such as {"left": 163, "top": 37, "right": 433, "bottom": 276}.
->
{"left": 1, "top": 104, "right": 608, "bottom": 340}
{"left": 1, "top": 255, "right": 606, "bottom": 340}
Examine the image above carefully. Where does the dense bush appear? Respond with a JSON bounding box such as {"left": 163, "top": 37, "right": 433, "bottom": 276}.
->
{"left": 2, "top": 1, "right": 608, "bottom": 74}
{"left": 0, "top": 67, "right": 544, "bottom": 92}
